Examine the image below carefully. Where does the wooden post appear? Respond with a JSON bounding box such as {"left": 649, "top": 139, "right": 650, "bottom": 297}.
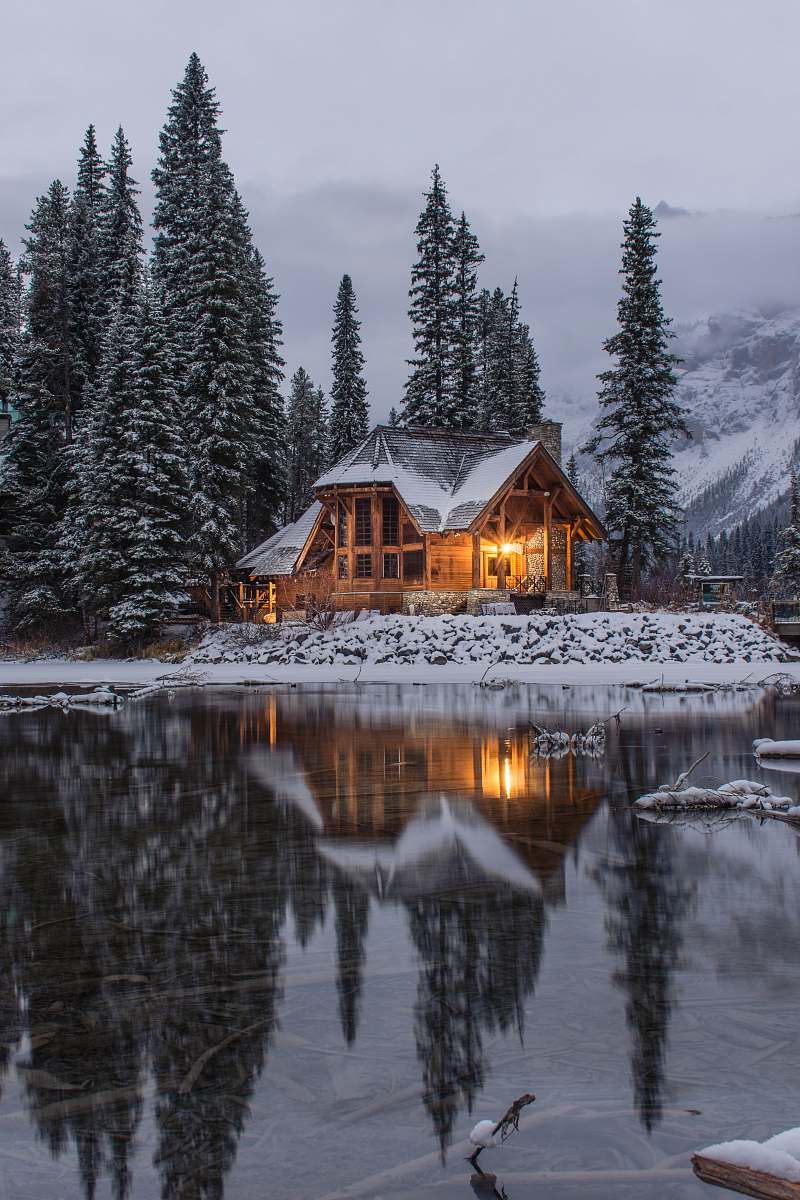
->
{"left": 497, "top": 502, "right": 507, "bottom": 590}
{"left": 471, "top": 532, "right": 480, "bottom": 589}
{"left": 565, "top": 524, "right": 572, "bottom": 592}
{"left": 423, "top": 533, "right": 432, "bottom": 589}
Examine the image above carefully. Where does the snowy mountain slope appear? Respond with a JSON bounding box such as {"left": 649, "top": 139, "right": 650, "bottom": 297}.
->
{"left": 565, "top": 307, "right": 800, "bottom": 539}
{"left": 673, "top": 310, "right": 800, "bottom": 537}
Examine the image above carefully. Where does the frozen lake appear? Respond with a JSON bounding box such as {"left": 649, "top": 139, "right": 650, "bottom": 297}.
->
{"left": 0, "top": 683, "right": 798, "bottom": 1199}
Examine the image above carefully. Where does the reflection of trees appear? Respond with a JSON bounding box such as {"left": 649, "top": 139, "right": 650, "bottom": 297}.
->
{"left": 594, "top": 787, "right": 695, "bottom": 1131}
{"left": 407, "top": 889, "right": 545, "bottom": 1157}
{"left": 332, "top": 878, "right": 370, "bottom": 1045}
{"left": 0, "top": 701, "right": 303, "bottom": 1200}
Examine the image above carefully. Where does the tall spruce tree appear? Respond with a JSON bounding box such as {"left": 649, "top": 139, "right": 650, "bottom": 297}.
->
{"left": 0, "top": 240, "right": 18, "bottom": 415}
{"left": 63, "top": 231, "right": 145, "bottom": 626}
{"left": 152, "top": 52, "right": 223, "bottom": 375}
{"left": 107, "top": 284, "right": 189, "bottom": 641}
{"left": 451, "top": 212, "right": 483, "bottom": 425}
{"left": 775, "top": 469, "right": 800, "bottom": 592}
{"left": 566, "top": 452, "right": 588, "bottom": 580}
{"left": 98, "top": 127, "right": 144, "bottom": 319}
{"left": 584, "top": 198, "right": 687, "bottom": 595}
{"left": 403, "top": 165, "right": 458, "bottom": 427}
{"left": 183, "top": 157, "right": 255, "bottom": 620}
{"left": 0, "top": 182, "right": 74, "bottom": 627}
{"left": 480, "top": 281, "right": 544, "bottom": 435}
{"left": 329, "top": 274, "right": 369, "bottom": 462}
{"left": 286, "top": 368, "right": 327, "bottom": 521}
{"left": 153, "top": 56, "right": 281, "bottom": 609}
{"left": 243, "top": 245, "right": 287, "bottom": 546}
{"left": 67, "top": 125, "right": 106, "bottom": 415}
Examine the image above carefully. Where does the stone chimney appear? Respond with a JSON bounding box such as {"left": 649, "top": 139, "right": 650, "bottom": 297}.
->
{"left": 527, "top": 420, "right": 562, "bottom": 465}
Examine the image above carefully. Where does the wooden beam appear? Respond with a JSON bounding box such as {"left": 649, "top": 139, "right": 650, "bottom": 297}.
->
{"left": 497, "top": 502, "right": 507, "bottom": 590}
{"left": 423, "top": 533, "right": 432, "bottom": 589}
{"left": 471, "top": 532, "right": 480, "bottom": 589}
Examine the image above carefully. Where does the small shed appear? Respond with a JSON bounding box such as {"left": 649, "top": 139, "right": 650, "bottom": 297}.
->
{"left": 687, "top": 574, "right": 745, "bottom": 609}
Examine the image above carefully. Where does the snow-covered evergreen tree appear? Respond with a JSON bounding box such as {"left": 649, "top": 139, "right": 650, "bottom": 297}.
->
{"left": 67, "top": 126, "right": 106, "bottom": 412}
{"left": 387, "top": 405, "right": 400, "bottom": 428}
{"left": 286, "top": 368, "right": 327, "bottom": 520}
{"left": 152, "top": 53, "right": 223, "bottom": 376}
{"left": 242, "top": 245, "right": 286, "bottom": 546}
{"left": 451, "top": 212, "right": 483, "bottom": 426}
{"left": 183, "top": 158, "right": 255, "bottom": 620}
{"left": 0, "top": 182, "right": 74, "bottom": 627}
{"left": 775, "top": 470, "right": 800, "bottom": 592}
{"left": 107, "top": 283, "right": 189, "bottom": 641}
{"left": 566, "top": 452, "right": 588, "bottom": 580}
{"left": 329, "top": 274, "right": 369, "bottom": 462}
{"left": 64, "top": 265, "right": 143, "bottom": 623}
{"left": 584, "top": 198, "right": 687, "bottom": 595}
{"left": 480, "top": 281, "right": 544, "bottom": 436}
{"left": 98, "top": 127, "right": 144, "bottom": 319}
{"left": 0, "top": 240, "right": 19, "bottom": 416}
{"left": 402, "top": 165, "right": 458, "bottom": 427}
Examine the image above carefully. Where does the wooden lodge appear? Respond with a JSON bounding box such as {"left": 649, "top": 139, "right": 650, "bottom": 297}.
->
{"left": 236, "top": 421, "right": 605, "bottom": 620}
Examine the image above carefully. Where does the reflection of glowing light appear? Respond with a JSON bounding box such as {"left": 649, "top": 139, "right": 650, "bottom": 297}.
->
{"left": 501, "top": 543, "right": 514, "bottom": 554}
{"left": 503, "top": 757, "right": 512, "bottom": 798}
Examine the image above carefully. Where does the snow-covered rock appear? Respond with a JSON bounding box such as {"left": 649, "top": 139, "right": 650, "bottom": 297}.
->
{"left": 187, "top": 612, "right": 789, "bottom": 672}
{"left": 700, "top": 1129, "right": 800, "bottom": 1183}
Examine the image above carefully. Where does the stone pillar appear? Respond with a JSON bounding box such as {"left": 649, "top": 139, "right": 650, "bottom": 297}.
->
{"left": 527, "top": 420, "right": 562, "bottom": 465}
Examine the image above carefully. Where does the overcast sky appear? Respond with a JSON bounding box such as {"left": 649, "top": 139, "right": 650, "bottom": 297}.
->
{"left": 3, "top": 0, "right": 800, "bottom": 431}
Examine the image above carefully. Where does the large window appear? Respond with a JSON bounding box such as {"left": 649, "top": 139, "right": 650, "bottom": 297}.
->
{"left": 337, "top": 505, "right": 348, "bottom": 548}
{"left": 354, "top": 498, "right": 372, "bottom": 546}
{"left": 403, "top": 549, "right": 424, "bottom": 582}
{"left": 337, "top": 554, "right": 348, "bottom": 579}
{"left": 355, "top": 553, "right": 373, "bottom": 578}
{"left": 383, "top": 552, "right": 400, "bottom": 579}
{"left": 402, "top": 521, "right": 417, "bottom": 545}
{"left": 382, "top": 496, "right": 399, "bottom": 545}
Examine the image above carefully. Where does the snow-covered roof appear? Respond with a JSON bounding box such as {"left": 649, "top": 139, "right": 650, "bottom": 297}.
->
{"left": 237, "top": 501, "right": 322, "bottom": 576}
{"left": 314, "top": 425, "right": 542, "bottom": 532}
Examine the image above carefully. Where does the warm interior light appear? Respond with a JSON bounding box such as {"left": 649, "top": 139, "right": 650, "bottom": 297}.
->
{"left": 501, "top": 543, "right": 514, "bottom": 554}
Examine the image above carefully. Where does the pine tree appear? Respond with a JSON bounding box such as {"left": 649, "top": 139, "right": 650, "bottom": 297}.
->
{"left": 450, "top": 212, "right": 483, "bottom": 425}
{"left": 566, "top": 452, "right": 588, "bottom": 580}
{"left": 152, "top": 52, "right": 223, "bottom": 375}
{"left": 107, "top": 284, "right": 189, "bottom": 641}
{"left": 387, "top": 406, "right": 400, "bottom": 428}
{"left": 65, "top": 272, "right": 143, "bottom": 624}
{"left": 0, "top": 182, "right": 74, "bottom": 627}
{"left": 515, "top": 314, "right": 545, "bottom": 429}
{"left": 0, "top": 240, "right": 19, "bottom": 415}
{"left": 183, "top": 158, "right": 255, "bottom": 620}
{"left": 474, "top": 288, "right": 492, "bottom": 423}
{"left": 775, "top": 470, "right": 800, "bottom": 592}
{"left": 584, "top": 198, "right": 687, "bottom": 595}
{"left": 329, "top": 274, "right": 369, "bottom": 462}
{"left": 153, "top": 56, "right": 277, "bottom": 614}
{"left": 480, "top": 281, "right": 544, "bottom": 436}
{"left": 286, "top": 368, "right": 327, "bottom": 520}
{"left": 243, "top": 245, "right": 287, "bottom": 546}
{"left": 98, "top": 127, "right": 144, "bottom": 319}
{"left": 403, "top": 165, "right": 458, "bottom": 427}
{"left": 67, "top": 125, "right": 106, "bottom": 414}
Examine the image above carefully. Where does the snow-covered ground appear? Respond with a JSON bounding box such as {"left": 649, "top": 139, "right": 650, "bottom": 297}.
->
{"left": 0, "top": 611, "right": 796, "bottom": 688}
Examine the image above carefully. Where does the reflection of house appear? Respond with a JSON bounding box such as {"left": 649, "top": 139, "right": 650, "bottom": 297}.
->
{"left": 237, "top": 421, "right": 604, "bottom": 619}
{"left": 245, "top": 695, "right": 603, "bottom": 901}
{"left": 318, "top": 795, "right": 541, "bottom": 899}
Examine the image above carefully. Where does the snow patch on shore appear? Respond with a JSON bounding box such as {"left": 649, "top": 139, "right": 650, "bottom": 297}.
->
{"left": 187, "top": 611, "right": 789, "bottom": 670}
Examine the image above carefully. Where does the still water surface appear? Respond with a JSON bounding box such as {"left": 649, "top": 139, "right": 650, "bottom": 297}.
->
{"left": 0, "top": 683, "right": 799, "bottom": 1200}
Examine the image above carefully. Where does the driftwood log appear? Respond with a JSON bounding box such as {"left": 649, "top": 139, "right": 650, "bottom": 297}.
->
{"left": 693, "top": 1153, "right": 800, "bottom": 1199}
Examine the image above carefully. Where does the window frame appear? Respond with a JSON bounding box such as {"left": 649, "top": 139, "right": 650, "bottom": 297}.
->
{"left": 382, "top": 551, "right": 400, "bottom": 579}
{"left": 355, "top": 552, "right": 373, "bottom": 578}
{"left": 354, "top": 498, "right": 372, "bottom": 546}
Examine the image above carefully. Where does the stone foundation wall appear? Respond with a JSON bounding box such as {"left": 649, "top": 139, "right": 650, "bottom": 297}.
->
{"left": 402, "top": 589, "right": 469, "bottom": 616}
